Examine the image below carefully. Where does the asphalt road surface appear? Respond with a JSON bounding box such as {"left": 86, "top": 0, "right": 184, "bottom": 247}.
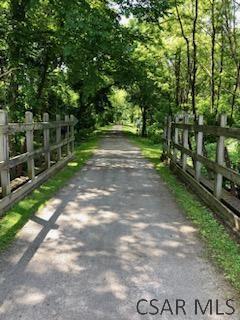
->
{"left": 0, "top": 127, "right": 239, "bottom": 320}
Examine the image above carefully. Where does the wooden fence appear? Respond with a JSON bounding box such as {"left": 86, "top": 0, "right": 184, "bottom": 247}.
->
{"left": 163, "top": 114, "right": 240, "bottom": 235}
{"left": 0, "top": 110, "right": 77, "bottom": 215}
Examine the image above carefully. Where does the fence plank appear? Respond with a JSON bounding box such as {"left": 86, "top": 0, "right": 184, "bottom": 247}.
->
{"left": 214, "top": 114, "right": 227, "bottom": 199}
{"left": 167, "top": 113, "right": 240, "bottom": 235}
{"left": 0, "top": 112, "right": 77, "bottom": 215}
{"left": 195, "top": 115, "right": 203, "bottom": 181}
{"left": 0, "top": 154, "right": 74, "bottom": 215}
{"left": 167, "top": 116, "right": 171, "bottom": 156}
{"left": 170, "top": 160, "right": 240, "bottom": 233}
{"left": 25, "top": 111, "right": 35, "bottom": 180}
{"left": 56, "top": 115, "right": 62, "bottom": 161}
{"left": 70, "top": 115, "right": 75, "bottom": 153}
{"left": 43, "top": 113, "right": 50, "bottom": 169}
{"left": 173, "top": 141, "right": 240, "bottom": 186}
{"left": 65, "top": 115, "right": 70, "bottom": 155}
{"left": 0, "top": 110, "right": 11, "bottom": 196}
{"left": 0, "top": 121, "right": 73, "bottom": 135}
{"left": 182, "top": 114, "right": 189, "bottom": 171}
{"left": 173, "top": 116, "right": 179, "bottom": 162}
{"left": 172, "top": 123, "right": 240, "bottom": 140}
{"left": 0, "top": 136, "right": 74, "bottom": 172}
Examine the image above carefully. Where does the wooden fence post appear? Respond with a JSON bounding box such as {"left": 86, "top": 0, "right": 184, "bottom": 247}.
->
{"left": 43, "top": 113, "right": 50, "bottom": 169}
{"left": 56, "top": 114, "right": 61, "bottom": 161}
{"left": 173, "top": 115, "right": 179, "bottom": 162}
{"left": 214, "top": 114, "right": 227, "bottom": 199}
{"left": 25, "top": 111, "right": 35, "bottom": 180}
{"left": 195, "top": 115, "right": 204, "bottom": 181}
{"left": 70, "top": 115, "right": 75, "bottom": 153}
{"left": 182, "top": 114, "right": 189, "bottom": 171}
{"left": 0, "top": 110, "right": 11, "bottom": 197}
{"left": 65, "top": 115, "right": 70, "bottom": 155}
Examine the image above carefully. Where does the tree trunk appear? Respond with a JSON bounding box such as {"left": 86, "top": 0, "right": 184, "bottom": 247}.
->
{"left": 175, "top": 48, "right": 182, "bottom": 107}
{"left": 230, "top": 63, "right": 240, "bottom": 123}
{"left": 211, "top": 0, "right": 216, "bottom": 113}
{"left": 175, "top": 1, "right": 191, "bottom": 105}
{"left": 191, "top": 0, "right": 198, "bottom": 121}
{"left": 8, "top": 0, "right": 29, "bottom": 115}
{"left": 216, "top": 30, "right": 224, "bottom": 114}
{"left": 36, "top": 51, "right": 50, "bottom": 108}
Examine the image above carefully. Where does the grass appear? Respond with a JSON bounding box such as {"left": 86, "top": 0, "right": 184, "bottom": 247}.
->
{"left": 0, "top": 126, "right": 111, "bottom": 251}
{"left": 123, "top": 124, "right": 240, "bottom": 294}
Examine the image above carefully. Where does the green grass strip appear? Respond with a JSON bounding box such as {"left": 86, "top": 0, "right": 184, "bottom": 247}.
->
{"left": 124, "top": 125, "right": 240, "bottom": 293}
{"left": 0, "top": 133, "right": 103, "bottom": 251}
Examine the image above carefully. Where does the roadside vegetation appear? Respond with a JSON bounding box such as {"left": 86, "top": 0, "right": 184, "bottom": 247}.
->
{"left": 124, "top": 124, "right": 240, "bottom": 294}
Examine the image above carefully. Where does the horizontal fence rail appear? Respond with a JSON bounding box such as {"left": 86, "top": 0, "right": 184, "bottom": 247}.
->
{"left": 0, "top": 110, "right": 78, "bottom": 215}
{"left": 163, "top": 114, "right": 240, "bottom": 235}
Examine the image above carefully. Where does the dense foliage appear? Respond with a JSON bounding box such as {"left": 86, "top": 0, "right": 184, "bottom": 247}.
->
{"left": 1, "top": 0, "right": 240, "bottom": 134}
{"left": 125, "top": 0, "right": 240, "bottom": 133}
{"left": 0, "top": 1, "right": 130, "bottom": 124}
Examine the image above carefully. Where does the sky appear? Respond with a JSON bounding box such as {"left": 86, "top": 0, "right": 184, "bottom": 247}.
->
{"left": 108, "top": 1, "right": 131, "bottom": 25}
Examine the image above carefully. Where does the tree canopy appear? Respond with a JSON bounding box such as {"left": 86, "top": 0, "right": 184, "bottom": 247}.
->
{"left": 1, "top": 0, "right": 240, "bottom": 135}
